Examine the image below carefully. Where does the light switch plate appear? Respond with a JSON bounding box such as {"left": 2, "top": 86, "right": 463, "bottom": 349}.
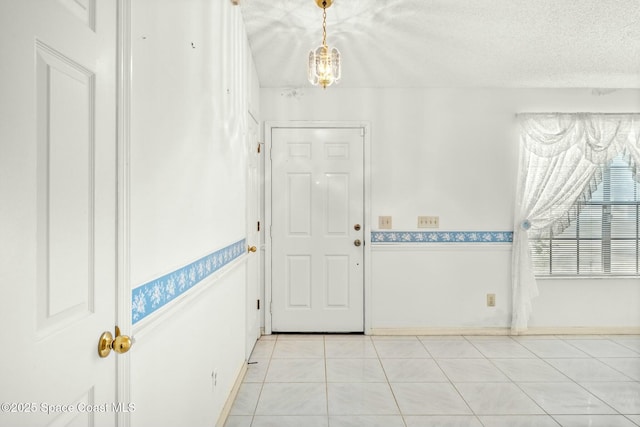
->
{"left": 418, "top": 216, "right": 439, "bottom": 228}
{"left": 378, "top": 216, "right": 392, "bottom": 229}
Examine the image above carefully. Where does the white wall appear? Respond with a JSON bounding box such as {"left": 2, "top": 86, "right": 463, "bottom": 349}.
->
{"left": 128, "top": 1, "right": 257, "bottom": 424}
{"left": 261, "top": 87, "right": 640, "bottom": 331}
{"left": 131, "top": 267, "right": 245, "bottom": 426}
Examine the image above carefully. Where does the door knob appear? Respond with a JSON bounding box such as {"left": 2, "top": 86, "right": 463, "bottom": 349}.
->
{"left": 248, "top": 245, "right": 257, "bottom": 253}
{"left": 98, "top": 326, "right": 133, "bottom": 358}
{"left": 354, "top": 239, "right": 361, "bottom": 247}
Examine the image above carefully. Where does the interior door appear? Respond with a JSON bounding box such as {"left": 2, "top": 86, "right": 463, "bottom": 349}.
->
{"left": 246, "top": 115, "right": 261, "bottom": 356}
{"left": 0, "top": 1, "right": 118, "bottom": 426}
{"left": 271, "top": 127, "right": 364, "bottom": 332}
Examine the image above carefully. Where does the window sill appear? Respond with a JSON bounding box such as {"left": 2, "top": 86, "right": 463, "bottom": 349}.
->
{"left": 535, "top": 275, "right": 640, "bottom": 280}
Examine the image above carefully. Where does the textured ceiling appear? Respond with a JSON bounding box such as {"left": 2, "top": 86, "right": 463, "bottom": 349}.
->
{"left": 240, "top": 0, "right": 640, "bottom": 88}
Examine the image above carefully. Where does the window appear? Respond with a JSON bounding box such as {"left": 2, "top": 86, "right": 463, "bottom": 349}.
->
{"left": 530, "top": 155, "right": 639, "bottom": 276}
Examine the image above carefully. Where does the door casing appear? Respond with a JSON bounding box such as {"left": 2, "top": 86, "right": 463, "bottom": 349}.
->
{"left": 245, "top": 114, "right": 262, "bottom": 356}
{"left": 264, "top": 121, "right": 372, "bottom": 335}
{"left": 116, "top": 1, "right": 133, "bottom": 425}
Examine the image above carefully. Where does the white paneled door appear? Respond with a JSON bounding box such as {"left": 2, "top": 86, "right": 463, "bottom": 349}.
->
{"left": 271, "top": 128, "right": 364, "bottom": 332}
{"left": 0, "top": 1, "right": 118, "bottom": 426}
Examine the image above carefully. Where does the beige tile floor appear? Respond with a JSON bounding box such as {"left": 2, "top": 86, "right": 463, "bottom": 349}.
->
{"left": 224, "top": 334, "right": 640, "bottom": 427}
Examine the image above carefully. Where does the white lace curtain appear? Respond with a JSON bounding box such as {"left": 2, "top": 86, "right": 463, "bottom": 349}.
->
{"left": 512, "top": 114, "right": 640, "bottom": 333}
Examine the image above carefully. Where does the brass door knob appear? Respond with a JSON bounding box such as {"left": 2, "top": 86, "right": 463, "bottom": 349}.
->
{"left": 248, "top": 245, "right": 257, "bottom": 253}
{"left": 98, "top": 326, "right": 133, "bottom": 358}
{"left": 354, "top": 239, "right": 361, "bottom": 247}
{"left": 112, "top": 334, "right": 133, "bottom": 354}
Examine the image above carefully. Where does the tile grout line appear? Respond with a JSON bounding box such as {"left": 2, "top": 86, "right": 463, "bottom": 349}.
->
{"left": 323, "top": 335, "right": 329, "bottom": 426}
{"left": 451, "top": 336, "right": 506, "bottom": 423}
{"left": 420, "top": 335, "right": 487, "bottom": 426}
{"left": 597, "top": 357, "right": 640, "bottom": 381}
{"left": 486, "top": 336, "right": 624, "bottom": 421}
{"left": 473, "top": 336, "right": 562, "bottom": 425}
{"left": 493, "top": 336, "right": 626, "bottom": 419}
{"left": 553, "top": 336, "right": 627, "bottom": 417}
{"left": 609, "top": 336, "right": 640, "bottom": 355}
{"left": 251, "top": 335, "right": 277, "bottom": 425}
{"left": 478, "top": 335, "right": 551, "bottom": 416}
{"left": 418, "top": 336, "right": 488, "bottom": 426}
{"left": 371, "top": 335, "right": 408, "bottom": 427}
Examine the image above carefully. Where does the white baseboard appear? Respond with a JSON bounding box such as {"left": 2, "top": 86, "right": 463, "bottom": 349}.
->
{"left": 370, "top": 326, "right": 640, "bottom": 336}
{"left": 371, "top": 327, "right": 510, "bottom": 336}
{"left": 521, "top": 326, "right": 640, "bottom": 335}
{"left": 216, "top": 361, "right": 248, "bottom": 427}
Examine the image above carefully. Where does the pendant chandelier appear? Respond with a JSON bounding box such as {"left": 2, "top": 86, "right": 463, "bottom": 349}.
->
{"left": 307, "top": 0, "right": 341, "bottom": 88}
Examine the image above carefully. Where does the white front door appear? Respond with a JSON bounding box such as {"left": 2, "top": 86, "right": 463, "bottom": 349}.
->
{"left": 271, "top": 127, "right": 364, "bottom": 332}
{"left": 0, "top": 1, "right": 118, "bottom": 426}
{"left": 246, "top": 116, "right": 261, "bottom": 356}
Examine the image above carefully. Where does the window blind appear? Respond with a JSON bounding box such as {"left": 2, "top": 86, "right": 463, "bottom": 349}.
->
{"left": 530, "top": 155, "right": 639, "bottom": 276}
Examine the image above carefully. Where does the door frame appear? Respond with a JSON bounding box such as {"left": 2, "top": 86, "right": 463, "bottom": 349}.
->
{"left": 245, "top": 112, "right": 262, "bottom": 357}
{"left": 264, "top": 121, "right": 372, "bottom": 335}
{"left": 116, "top": 1, "right": 132, "bottom": 425}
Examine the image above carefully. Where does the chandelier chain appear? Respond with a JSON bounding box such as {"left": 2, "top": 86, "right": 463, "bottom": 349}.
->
{"left": 322, "top": 6, "right": 327, "bottom": 47}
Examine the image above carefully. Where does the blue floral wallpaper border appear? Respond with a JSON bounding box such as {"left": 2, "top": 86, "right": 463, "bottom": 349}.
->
{"left": 132, "top": 239, "right": 246, "bottom": 324}
{"left": 371, "top": 231, "right": 513, "bottom": 243}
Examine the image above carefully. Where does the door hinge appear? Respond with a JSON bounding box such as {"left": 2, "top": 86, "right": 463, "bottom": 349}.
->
{"left": 257, "top": 144, "right": 261, "bottom": 153}
{"left": 257, "top": 299, "right": 260, "bottom": 310}
{"left": 257, "top": 221, "right": 260, "bottom": 232}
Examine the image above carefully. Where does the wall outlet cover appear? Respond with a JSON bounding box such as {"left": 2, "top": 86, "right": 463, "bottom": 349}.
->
{"left": 487, "top": 293, "right": 496, "bottom": 307}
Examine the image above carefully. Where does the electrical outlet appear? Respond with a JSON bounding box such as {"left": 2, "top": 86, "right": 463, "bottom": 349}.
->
{"left": 418, "top": 216, "right": 439, "bottom": 228}
{"left": 378, "top": 216, "right": 392, "bottom": 229}
{"left": 487, "top": 294, "right": 496, "bottom": 307}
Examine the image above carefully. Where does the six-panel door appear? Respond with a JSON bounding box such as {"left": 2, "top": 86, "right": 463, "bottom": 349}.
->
{"left": 271, "top": 127, "right": 364, "bottom": 332}
{"left": 0, "top": 1, "right": 118, "bottom": 426}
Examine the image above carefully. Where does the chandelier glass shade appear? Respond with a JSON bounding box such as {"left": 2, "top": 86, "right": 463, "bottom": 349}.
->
{"left": 307, "top": 0, "right": 341, "bottom": 88}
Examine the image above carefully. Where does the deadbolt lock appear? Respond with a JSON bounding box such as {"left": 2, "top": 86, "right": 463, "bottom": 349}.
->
{"left": 354, "top": 224, "right": 361, "bottom": 231}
